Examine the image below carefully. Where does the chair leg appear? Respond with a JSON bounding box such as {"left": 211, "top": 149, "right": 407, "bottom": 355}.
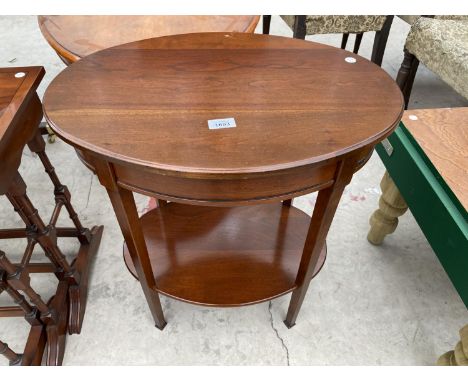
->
{"left": 370, "top": 15, "right": 394, "bottom": 66}
{"left": 396, "top": 49, "right": 420, "bottom": 109}
{"left": 353, "top": 33, "right": 364, "bottom": 54}
{"left": 262, "top": 15, "right": 271, "bottom": 34}
{"left": 293, "top": 16, "right": 307, "bottom": 39}
{"left": 367, "top": 172, "right": 408, "bottom": 245}
{"left": 341, "top": 33, "right": 349, "bottom": 49}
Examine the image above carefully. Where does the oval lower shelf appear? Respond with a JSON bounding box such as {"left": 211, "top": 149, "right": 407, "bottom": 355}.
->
{"left": 123, "top": 202, "right": 326, "bottom": 307}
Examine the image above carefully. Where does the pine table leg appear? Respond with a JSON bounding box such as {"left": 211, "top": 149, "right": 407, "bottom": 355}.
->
{"left": 437, "top": 324, "right": 468, "bottom": 366}
{"left": 367, "top": 171, "right": 408, "bottom": 245}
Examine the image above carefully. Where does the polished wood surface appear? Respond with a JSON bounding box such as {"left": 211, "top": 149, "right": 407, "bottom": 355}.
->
{"left": 0, "top": 66, "right": 103, "bottom": 365}
{"left": 124, "top": 203, "right": 326, "bottom": 306}
{"left": 38, "top": 16, "right": 260, "bottom": 63}
{"left": 44, "top": 33, "right": 404, "bottom": 329}
{"left": 402, "top": 108, "right": 468, "bottom": 210}
{"left": 44, "top": 33, "right": 403, "bottom": 177}
{"left": 0, "top": 66, "right": 43, "bottom": 123}
{"left": 0, "top": 67, "right": 44, "bottom": 193}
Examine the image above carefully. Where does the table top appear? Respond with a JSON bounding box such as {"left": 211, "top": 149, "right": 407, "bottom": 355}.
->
{"left": 43, "top": 32, "right": 403, "bottom": 176}
{"left": 1, "top": 66, "right": 44, "bottom": 193}
{"left": 0, "top": 66, "right": 44, "bottom": 139}
{"left": 38, "top": 16, "right": 260, "bottom": 63}
{"left": 402, "top": 108, "right": 468, "bottom": 210}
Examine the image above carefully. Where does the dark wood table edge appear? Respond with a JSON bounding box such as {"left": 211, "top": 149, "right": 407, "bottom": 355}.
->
{"left": 37, "top": 16, "right": 261, "bottom": 64}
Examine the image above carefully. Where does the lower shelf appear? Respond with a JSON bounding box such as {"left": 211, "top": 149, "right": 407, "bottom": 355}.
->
{"left": 123, "top": 202, "right": 326, "bottom": 307}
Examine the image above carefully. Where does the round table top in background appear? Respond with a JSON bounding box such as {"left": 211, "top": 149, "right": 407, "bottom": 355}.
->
{"left": 37, "top": 15, "right": 260, "bottom": 63}
{"left": 43, "top": 32, "right": 404, "bottom": 176}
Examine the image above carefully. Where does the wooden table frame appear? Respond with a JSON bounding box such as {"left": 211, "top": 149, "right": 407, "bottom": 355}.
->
{"left": 84, "top": 147, "right": 370, "bottom": 329}
{"left": 43, "top": 32, "right": 403, "bottom": 330}
{"left": 0, "top": 66, "right": 103, "bottom": 365}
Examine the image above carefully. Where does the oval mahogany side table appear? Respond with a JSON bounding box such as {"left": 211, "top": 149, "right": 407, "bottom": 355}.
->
{"left": 43, "top": 33, "right": 404, "bottom": 330}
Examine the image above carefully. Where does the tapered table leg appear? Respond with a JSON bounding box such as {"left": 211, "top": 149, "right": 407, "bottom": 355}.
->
{"left": 284, "top": 159, "right": 356, "bottom": 328}
{"left": 367, "top": 171, "right": 408, "bottom": 245}
{"left": 91, "top": 157, "right": 166, "bottom": 329}
{"left": 106, "top": 187, "right": 167, "bottom": 329}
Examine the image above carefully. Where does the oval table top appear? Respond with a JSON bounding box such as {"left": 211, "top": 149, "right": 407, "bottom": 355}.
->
{"left": 38, "top": 15, "right": 260, "bottom": 63}
{"left": 43, "top": 33, "right": 404, "bottom": 177}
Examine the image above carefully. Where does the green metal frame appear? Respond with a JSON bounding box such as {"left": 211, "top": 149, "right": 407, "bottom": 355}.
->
{"left": 376, "top": 121, "right": 468, "bottom": 308}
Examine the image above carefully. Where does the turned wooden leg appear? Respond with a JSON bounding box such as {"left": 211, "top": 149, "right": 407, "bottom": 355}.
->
{"left": 396, "top": 49, "right": 420, "bottom": 109}
{"left": 28, "top": 130, "right": 91, "bottom": 245}
{"left": 262, "top": 15, "right": 271, "bottom": 34}
{"left": 0, "top": 252, "right": 67, "bottom": 366}
{"left": 0, "top": 340, "right": 22, "bottom": 366}
{"left": 0, "top": 272, "right": 47, "bottom": 365}
{"left": 6, "top": 173, "right": 77, "bottom": 283}
{"left": 0, "top": 271, "right": 42, "bottom": 326}
{"left": 437, "top": 324, "right": 468, "bottom": 366}
{"left": 285, "top": 158, "right": 356, "bottom": 328}
{"left": 367, "top": 171, "right": 408, "bottom": 245}
{"left": 0, "top": 252, "right": 52, "bottom": 317}
{"left": 92, "top": 159, "right": 166, "bottom": 329}
{"left": 30, "top": 131, "right": 103, "bottom": 333}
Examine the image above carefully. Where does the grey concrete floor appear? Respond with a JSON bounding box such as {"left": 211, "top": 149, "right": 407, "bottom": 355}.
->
{"left": 0, "top": 16, "right": 467, "bottom": 366}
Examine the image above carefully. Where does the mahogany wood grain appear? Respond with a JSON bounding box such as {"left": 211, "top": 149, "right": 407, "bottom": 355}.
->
{"left": 44, "top": 33, "right": 404, "bottom": 329}
{"left": 93, "top": 159, "right": 166, "bottom": 329}
{"left": 22, "top": 325, "right": 47, "bottom": 366}
{"left": 0, "top": 66, "right": 104, "bottom": 364}
{"left": 0, "top": 67, "right": 44, "bottom": 194}
{"left": 113, "top": 160, "right": 336, "bottom": 206}
{"left": 285, "top": 157, "right": 357, "bottom": 327}
{"left": 401, "top": 108, "right": 468, "bottom": 210}
{"left": 44, "top": 33, "right": 403, "bottom": 178}
{"left": 38, "top": 16, "right": 260, "bottom": 64}
{"left": 124, "top": 202, "right": 326, "bottom": 306}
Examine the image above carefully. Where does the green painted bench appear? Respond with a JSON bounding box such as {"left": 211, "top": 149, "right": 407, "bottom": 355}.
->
{"left": 368, "top": 107, "right": 468, "bottom": 308}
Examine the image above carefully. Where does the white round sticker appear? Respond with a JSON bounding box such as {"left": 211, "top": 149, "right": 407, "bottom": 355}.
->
{"left": 409, "top": 115, "right": 418, "bottom": 121}
{"left": 15, "top": 72, "right": 26, "bottom": 78}
{"left": 345, "top": 57, "right": 357, "bottom": 63}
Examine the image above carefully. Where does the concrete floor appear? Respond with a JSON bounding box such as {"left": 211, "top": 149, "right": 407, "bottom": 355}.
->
{"left": 0, "top": 16, "right": 467, "bottom": 366}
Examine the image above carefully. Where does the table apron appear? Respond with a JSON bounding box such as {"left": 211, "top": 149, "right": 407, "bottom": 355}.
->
{"left": 113, "top": 161, "right": 338, "bottom": 206}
